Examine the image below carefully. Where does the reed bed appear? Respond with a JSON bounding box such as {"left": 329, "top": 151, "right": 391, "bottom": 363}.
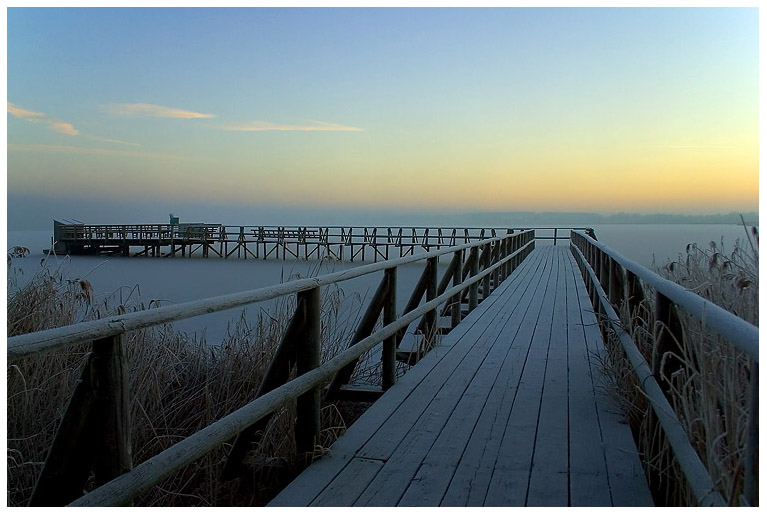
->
{"left": 6, "top": 259, "right": 395, "bottom": 506}
{"left": 598, "top": 227, "right": 758, "bottom": 506}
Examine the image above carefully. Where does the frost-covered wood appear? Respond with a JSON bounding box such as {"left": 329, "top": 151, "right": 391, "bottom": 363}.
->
{"left": 68, "top": 241, "right": 531, "bottom": 507}
{"left": 295, "top": 287, "right": 321, "bottom": 458}
{"left": 572, "top": 231, "right": 758, "bottom": 361}
{"left": 382, "top": 267, "right": 397, "bottom": 390}
{"left": 9, "top": 236, "right": 533, "bottom": 360}
{"left": 570, "top": 241, "right": 726, "bottom": 507}
{"left": 270, "top": 247, "right": 651, "bottom": 507}
{"left": 29, "top": 334, "right": 132, "bottom": 506}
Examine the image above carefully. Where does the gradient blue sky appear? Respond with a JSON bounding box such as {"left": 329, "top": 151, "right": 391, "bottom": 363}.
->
{"left": 5, "top": 6, "right": 760, "bottom": 226}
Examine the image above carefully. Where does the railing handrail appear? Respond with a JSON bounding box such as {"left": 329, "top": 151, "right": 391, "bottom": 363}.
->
{"left": 572, "top": 231, "right": 758, "bottom": 361}
{"left": 63, "top": 235, "right": 535, "bottom": 506}
{"left": 8, "top": 233, "right": 533, "bottom": 360}
{"left": 569, "top": 240, "right": 727, "bottom": 507}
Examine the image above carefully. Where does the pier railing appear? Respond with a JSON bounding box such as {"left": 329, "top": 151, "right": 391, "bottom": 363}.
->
{"left": 51, "top": 222, "right": 589, "bottom": 261}
{"left": 9, "top": 230, "right": 535, "bottom": 506}
{"left": 570, "top": 231, "right": 758, "bottom": 507}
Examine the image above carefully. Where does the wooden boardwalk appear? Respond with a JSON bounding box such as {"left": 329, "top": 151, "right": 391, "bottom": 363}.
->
{"left": 269, "top": 246, "right": 653, "bottom": 507}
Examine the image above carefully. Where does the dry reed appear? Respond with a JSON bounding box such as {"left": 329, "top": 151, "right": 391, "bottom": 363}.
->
{"left": 6, "top": 259, "right": 381, "bottom": 506}
{"left": 596, "top": 226, "right": 758, "bottom": 506}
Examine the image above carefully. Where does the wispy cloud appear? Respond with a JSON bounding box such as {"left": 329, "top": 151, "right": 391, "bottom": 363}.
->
{"left": 7, "top": 102, "right": 79, "bottom": 135}
{"left": 104, "top": 103, "right": 214, "bottom": 119}
{"left": 85, "top": 135, "right": 140, "bottom": 147}
{"left": 217, "top": 120, "right": 363, "bottom": 132}
{"left": 8, "top": 143, "right": 191, "bottom": 161}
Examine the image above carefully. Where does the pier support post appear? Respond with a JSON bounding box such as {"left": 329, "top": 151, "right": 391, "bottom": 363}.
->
{"left": 424, "top": 256, "right": 438, "bottom": 350}
{"left": 382, "top": 267, "right": 397, "bottom": 390}
{"left": 29, "top": 334, "right": 132, "bottom": 506}
{"left": 469, "top": 246, "right": 479, "bottom": 311}
{"left": 451, "top": 250, "right": 462, "bottom": 328}
{"left": 296, "top": 287, "right": 321, "bottom": 461}
{"left": 481, "top": 243, "right": 491, "bottom": 301}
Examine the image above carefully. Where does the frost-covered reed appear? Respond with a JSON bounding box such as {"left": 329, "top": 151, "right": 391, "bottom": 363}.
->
{"left": 600, "top": 226, "right": 758, "bottom": 506}
{"left": 6, "top": 261, "right": 378, "bottom": 506}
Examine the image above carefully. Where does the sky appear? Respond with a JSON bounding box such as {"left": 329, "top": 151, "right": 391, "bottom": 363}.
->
{"left": 4, "top": 5, "right": 760, "bottom": 227}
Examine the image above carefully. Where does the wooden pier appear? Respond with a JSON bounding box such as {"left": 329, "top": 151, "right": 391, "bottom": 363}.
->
{"left": 9, "top": 228, "right": 757, "bottom": 507}
{"left": 49, "top": 221, "right": 587, "bottom": 261}
{"left": 269, "top": 246, "right": 652, "bottom": 507}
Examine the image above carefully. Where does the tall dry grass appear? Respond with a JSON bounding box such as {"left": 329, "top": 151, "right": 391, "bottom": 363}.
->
{"left": 6, "top": 259, "right": 388, "bottom": 506}
{"left": 599, "top": 226, "right": 758, "bottom": 506}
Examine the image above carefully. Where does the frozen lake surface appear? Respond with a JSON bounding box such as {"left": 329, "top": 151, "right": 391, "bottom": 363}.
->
{"left": 6, "top": 223, "right": 754, "bottom": 344}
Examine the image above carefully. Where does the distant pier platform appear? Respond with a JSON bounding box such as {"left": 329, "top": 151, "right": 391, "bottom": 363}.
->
{"left": 49, "top": 221, "right": 590, "bottom": 261}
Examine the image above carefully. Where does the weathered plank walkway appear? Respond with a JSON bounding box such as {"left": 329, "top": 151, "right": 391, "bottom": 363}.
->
{"left": 269, "top": 245, "right": 653, "bottom": 507}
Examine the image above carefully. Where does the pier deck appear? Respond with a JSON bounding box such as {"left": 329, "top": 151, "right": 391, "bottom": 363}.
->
{"left": 269, "top": 246, "right": 653, "bottom": 507}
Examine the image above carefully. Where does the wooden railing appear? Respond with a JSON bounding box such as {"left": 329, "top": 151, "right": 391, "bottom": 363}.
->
{"left": 8, "top": 231, "right": 535, "bottom": 506}
{"left": 51, "top": 222, "right": 590, "bottom": 261}
{"left": 570, "top": 231, "right": 758, "bottom": 507}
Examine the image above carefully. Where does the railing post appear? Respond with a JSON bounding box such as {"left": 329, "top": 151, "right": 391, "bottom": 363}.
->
{"left": 91, "top": 334, "right": 132, "bottom": 488}
{"left": 29, "top": 334, "right": 132, "bottom": 506}
{"left": 504, "top": 236, "right": 510, "bottom": 270}
{"left": 224, "top": 289, "right": 316, "bottom": 477}
{"left": 295, "top": 286, "right": 321, "bottom": 461}
{"left": 509, "top": 235, "right": 517, "bottom": 271}
{"left": 608, "top": 257, "right": 618, "bottom": 306}
{"left": 382, "top": 267, "right": 397, "bottom": 390}
{"left": 510, "top": 235, "right": 516, "bottom": 269}
{"left": 424, "top": 256, "right": 438, "bottom": 350}
{"left": 469, "top": 246, "right": 479, "bottom": 311}
{"left": 451, "top": 250, "right": 462, "bottom": 328}
{"left": 554, "top": 227, "right": 558, "bottom": 246}
{"left": 599, "top": 249, "right": 609, "bottom": 292}
{"left": 326, "top": 273, "right": 390, "bottom": 398}
{"left": 595, "top": 249, "right": 606, "bottom": 333}
{"left": 481, "top": 243, "right": 491, "bottom": 301}
{"left": 502, "top": 238, "right": 509, "bottom": 280}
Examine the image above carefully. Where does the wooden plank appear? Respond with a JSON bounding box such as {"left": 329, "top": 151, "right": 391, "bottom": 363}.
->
{"left": 484, "top": 247, "right": 562, "bottom": 506}
{"left": 570, "top": 251, "right": 653, "bottom": 507}
{"left": 395, "top": 253, "right": 552, "bottom": 506}
{"left": 440, "top": 247, "right": 554, "bottom": 506}
{"left": 356, "top": 251, "right": 544, "bottom": 463}
{"left": 397, "top": 250, "right": 552, "bottom": 506}
{"left": 526, "top": 249, "right": 569, "bottom": 507}
{"left": 268, "top": 250, "right": 544, "bottom": 507}
{"left": 562, "top": 248, "right": 613, "bottom": 506}
{"left": 308, "top": 458, "right": 384, "bottom": 507}
{"left": 269, "top": 248, "right": 545, "bottom": 507}
{"left": 570, "top": 472, "right": 613, "bottom": 507}
{"left": 270, "top": 247, "right": 652, "bottom": 507}
{"left": 352, "top": 256, "right": 547, "bottom": 505}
